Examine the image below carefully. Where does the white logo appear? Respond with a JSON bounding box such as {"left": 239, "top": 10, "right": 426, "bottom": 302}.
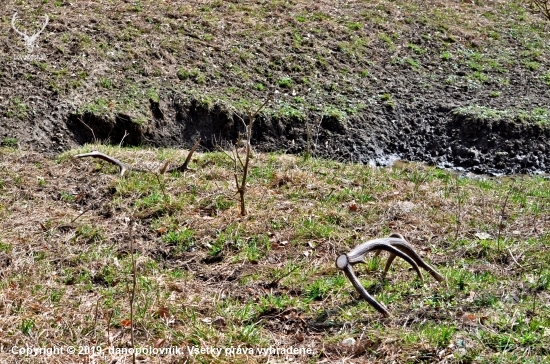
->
{"left": 11, "top": 12, "right": 49, "bottom": 60}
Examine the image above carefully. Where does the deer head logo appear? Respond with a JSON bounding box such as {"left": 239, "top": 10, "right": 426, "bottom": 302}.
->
{"left": 11, "top": 12, "right": 49, "bottom": 53}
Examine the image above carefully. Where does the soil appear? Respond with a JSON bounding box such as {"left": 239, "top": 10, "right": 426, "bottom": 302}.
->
{"left": 7, "top": 80, "right": 550, "bottom": 176}
{"left": 1, "top": 0, "right": 550, "bottom": 175}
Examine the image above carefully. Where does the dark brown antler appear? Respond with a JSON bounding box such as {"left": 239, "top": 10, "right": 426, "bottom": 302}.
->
{"left": 336, "top": 238, "right": 423, "bottom": 317}
{"left": 166, "top": 138, "right": 201, "bottom": 173}
{"left": 336, "top": 234, "right": 444, "bottom": 317}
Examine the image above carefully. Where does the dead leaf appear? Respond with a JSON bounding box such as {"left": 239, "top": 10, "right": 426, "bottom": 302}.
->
{"left": 153, "top": 338, "right": 166, "bottom": 348}
{"left": 460, "top": 313, "right": 476, "bottom": 322}
{"left": 158, "top": 306, "right": 169, "bottom": 318}
{"left": 349, "top": 202, "right": 358, "bottom": 212}
{"left": 121, "top": 319, "right": 132, "bottom": 328}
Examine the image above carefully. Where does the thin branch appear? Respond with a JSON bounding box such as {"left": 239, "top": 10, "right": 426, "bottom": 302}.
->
{"left": 77, "top": 117, "right": 97, "bottom": 144}
{"left": 106, "top": 310, "right": 113, "bottom": 346}
{"left": 507, "top": 247, "right": 523, "bottom": 268}
{"left": 119, "top": 130, "right": 129, "bottom": 148}
{"left": 129, "top": 221, "right": 137, "bottom": 364}
{"left": 530, "top": 0, "right": 550, "bottom": 20}
{"left": 497, "top": 187, "right": 512, "bottom": 252}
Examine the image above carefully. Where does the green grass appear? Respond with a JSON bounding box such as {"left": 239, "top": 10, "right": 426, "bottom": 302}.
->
{"left": 2, "top": 146, "right": 545, "bottom": 362}
{"left": 453, "top": 105, "right": 549, "bottom": 126}
{"left": 2, "top": 0, "right": 550, "bottom": 360}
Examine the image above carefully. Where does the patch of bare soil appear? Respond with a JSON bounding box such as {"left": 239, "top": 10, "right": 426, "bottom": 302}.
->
{"left": 1, "top": 0, "right": 550, "bottom": 175}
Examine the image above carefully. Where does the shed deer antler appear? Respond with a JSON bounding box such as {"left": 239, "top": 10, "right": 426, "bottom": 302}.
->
{"left": 11, "top": 12, "right": 49, "bottom": 53}
{"left": 74, "top": 139, "right": 201, "bottom": 177}
{"left": 335, "top": 234, "right": 444, "bottom": 317}
{"left": 375, "top": 233, "right": 445, "bottom": 283}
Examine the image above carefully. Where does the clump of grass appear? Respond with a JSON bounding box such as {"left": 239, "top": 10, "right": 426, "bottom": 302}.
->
{"left": 454, "top": 105, "right": 549, "bottom": 125}
{"left": 2, "top": 137, "right": 18, "bottom": 147}
{"left": 177, "top": 67, "right": 206, "bottom": 84}
{"left": 277, "top": 76, "right": 293, "bottom": 89}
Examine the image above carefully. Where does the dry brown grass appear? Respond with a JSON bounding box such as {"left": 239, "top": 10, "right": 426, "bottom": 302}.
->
{"left": 0, "top": 146, "right": 548, "bottom": 363}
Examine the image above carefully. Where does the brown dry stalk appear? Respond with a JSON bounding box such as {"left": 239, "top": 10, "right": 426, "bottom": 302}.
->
{"left": 129, "top": 220, "right": 137, "bottom": 364}
{"left": 527, "top": 0, "right": 550, "bottom": 20}
{"left": 232, "top": 98, "right": 271, "bottom": 216}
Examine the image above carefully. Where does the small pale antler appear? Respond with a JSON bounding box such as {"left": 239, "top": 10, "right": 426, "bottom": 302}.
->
{"left": 11, "top": 12, "right": 49, "bottom": 53}
{"left": 336, "top": 239, "right": 424, "bottom": 317}
{"left": 73, "top": 139, "right": 201, "bottom": 178}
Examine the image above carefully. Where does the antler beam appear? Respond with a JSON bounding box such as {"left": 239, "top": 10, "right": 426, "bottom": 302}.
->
{"left": 336, "top": 234, "right": 444, "bottom": 317}
{"left": 74, "top": 151, "right": 131, "bottom": 177}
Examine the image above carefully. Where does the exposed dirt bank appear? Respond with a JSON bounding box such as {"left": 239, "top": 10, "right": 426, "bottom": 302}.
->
{"left": 1, "top": 0, "right": 550, "bottom": 175}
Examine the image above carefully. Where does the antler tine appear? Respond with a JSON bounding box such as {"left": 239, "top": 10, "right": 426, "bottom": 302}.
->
{"left": 336, "top": 255, "right": 391, "bottom": 317}
{"left": 346, "top": 239, "right": 424, "bottom": 282}
{"left": 39, "top": 15, "right": 49, "bottom": 34}
{"left": 383, "top": 234, "right": 445, "bottom": 282}
{"left": 11, "top": 12, "right": 27, "bottom": 37}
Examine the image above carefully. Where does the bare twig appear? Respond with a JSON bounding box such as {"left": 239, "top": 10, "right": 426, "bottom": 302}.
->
{"left": 527, "top": 0, "right": 550, "bottom": 20}
{"left": 119, "top": 130, "right": 129, "bottom": 148}
{"left": 129, "top": 221, "right": 137, "bottom": 364}
{"left": 106, "top": 310, "right": 113, "bottom": 346}
{"left": 154, "top": 171, "right": 170, "bottom": 204}
{"left": 496, "top": 188, "right": 512, "bottom": 253}
{"left": 231, "top": 98, "right": 271, "bottom": 216}
{"left": 77, "top": 117, "right": 97, "bottom": 144}
{"left": 70, "top": 205, "right": 94, "bottom": 223}
{"left": 454, "top": 177, "right": 464, "bottom": 241}
{"left": 507, "top": 247, "right": 523, "bottom": 268}
{"left": 268, "top": 264, "right": 300, "bottom": 288}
